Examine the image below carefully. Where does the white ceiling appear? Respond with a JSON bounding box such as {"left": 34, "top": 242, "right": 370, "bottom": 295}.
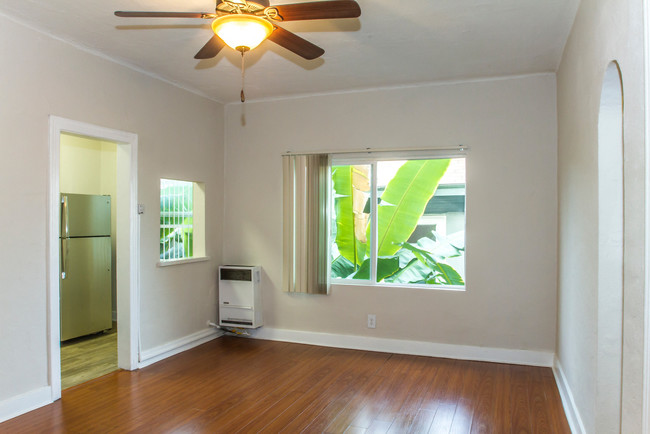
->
{"left": 0, "top": 0, "right": 580, "bottom": 103}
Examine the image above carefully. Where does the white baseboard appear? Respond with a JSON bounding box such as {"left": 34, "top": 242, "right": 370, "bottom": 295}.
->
{"left": 139, "top": 328, "right": 223, "bottom": 368}
{"left": 553, "top": 357, "right": 585, "bottom": 434}
{"left": 248, "top": 327, "right": 554, "bottom": 367}
{"left": 0, "top": 386, "right": 52, "bottom": 423}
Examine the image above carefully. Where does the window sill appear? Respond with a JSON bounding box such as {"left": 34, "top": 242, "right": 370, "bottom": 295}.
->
{"left": 157, "top": 256, "right": 211, "bottom": 267}
{"left": 331, "top": 280, "right": 466, "bottom": 292}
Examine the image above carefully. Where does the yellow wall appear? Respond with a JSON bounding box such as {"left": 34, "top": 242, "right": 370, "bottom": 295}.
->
{"left": 60, "top": 133, "right": 118, "bottom": 314}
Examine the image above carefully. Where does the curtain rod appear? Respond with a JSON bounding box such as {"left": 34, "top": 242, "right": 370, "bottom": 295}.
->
{"left": 282, "top": 145, "right": 469, "bottom": 156}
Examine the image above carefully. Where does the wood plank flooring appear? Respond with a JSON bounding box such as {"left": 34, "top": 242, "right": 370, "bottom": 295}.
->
{"left": 0, "top": 337, "right": 570, "bottom": 433}
{"left": 60, "top": 326, "right": 117, "bottom": 389}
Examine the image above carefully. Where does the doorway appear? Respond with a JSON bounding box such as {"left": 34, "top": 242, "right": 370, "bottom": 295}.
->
{"left": 48, "top": 117, "right": 140, "bottom": 401}
{"left": 59, "top": 134, "right": 118, "bottom": 388}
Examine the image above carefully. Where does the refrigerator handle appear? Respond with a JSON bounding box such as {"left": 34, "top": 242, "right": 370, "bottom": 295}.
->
{"left": 61, "top": 195, "right": 69, "bottom": 279}
{"left": 61, "top": 195, "right": 69, "bottom": 238}
{"left": 61, "top": 238, "right": 68, "bottom": 279}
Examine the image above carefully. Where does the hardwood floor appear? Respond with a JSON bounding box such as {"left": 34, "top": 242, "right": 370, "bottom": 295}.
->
{"left": 0, "top": 337, "right": 570, "bottom": 433}
{"left": 60, "top": 325, "right": 117, "bottom": 389}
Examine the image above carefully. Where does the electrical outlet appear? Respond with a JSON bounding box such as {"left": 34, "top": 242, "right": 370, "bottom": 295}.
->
{"left": 367, "top": 314, "right": 376, "bottom": 329}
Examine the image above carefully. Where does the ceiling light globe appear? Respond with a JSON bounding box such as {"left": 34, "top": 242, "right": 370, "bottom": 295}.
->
{"left": 211, "top": 15, "right": 273, "bottom": 51}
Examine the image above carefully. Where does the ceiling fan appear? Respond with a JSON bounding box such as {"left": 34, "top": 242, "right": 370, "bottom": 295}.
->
{"left": 114, "top": 0, "right": 362, "bottom": 61}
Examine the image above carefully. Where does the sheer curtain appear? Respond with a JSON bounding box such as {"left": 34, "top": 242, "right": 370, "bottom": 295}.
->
{"left": 282, "top": 154, "right": 330, "bottom": 294}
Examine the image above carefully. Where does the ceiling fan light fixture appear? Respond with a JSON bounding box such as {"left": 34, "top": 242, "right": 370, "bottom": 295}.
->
{"left": 211, "top": 15, "right": 273, "bottom": 51}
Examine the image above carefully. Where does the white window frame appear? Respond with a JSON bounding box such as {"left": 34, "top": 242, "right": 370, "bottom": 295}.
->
{"left": 329, "top": 150, "right": 466, "bottom": 290}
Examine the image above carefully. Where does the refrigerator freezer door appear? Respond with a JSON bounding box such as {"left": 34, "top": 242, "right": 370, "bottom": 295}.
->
{"left": 61, "top": 193, "right": 111, "bottom": 237}
{"left": 60, "top": 236, "right": 112, "bottom": 341}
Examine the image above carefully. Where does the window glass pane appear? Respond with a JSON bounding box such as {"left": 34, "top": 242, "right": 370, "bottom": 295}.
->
{"left": 330, "top": 164, "right": 372, "bottom": 280}
{"left": 160, "top": 179, "right": 194, "bottom": 260}
{"left": 377, "top": 158, "right": 465, "bottom": 285}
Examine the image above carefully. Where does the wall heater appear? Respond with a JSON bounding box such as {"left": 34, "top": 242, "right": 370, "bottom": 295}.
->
{"left": 218, "top": 265, "right": 262, "bottom": 329}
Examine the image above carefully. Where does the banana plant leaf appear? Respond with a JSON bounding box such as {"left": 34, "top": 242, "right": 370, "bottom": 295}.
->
{"left": 351, "top": 256, "right": 400, "bottom": 281}
{"left": 399, "top": 242, "right": 464, "bottom": 285}
{"left": 374, "top": 159, "right": 450, "bottom": 257}
{"left": 331, "top": 255, "right": 355, "bottom": 278}
{"left": 415, "top": 232, "right": 463, "bottom": 262}
{"left": 384, "top": 254, "right": 431, "bottom": 284}
{"left": 332, "top": 165, "right": 370, "bottom": 266}
{"left": 427, "top": 263, "right": 464, "bottom": 285}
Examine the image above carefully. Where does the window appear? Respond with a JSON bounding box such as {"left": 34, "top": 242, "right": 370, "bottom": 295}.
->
{"left": 160, "top": 178, "right": 206, "bottom": 262}
{"left": 330, "top": 155, "right": 466, "bottom": 288}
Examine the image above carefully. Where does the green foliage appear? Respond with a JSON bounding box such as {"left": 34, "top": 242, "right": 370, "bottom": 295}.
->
{"left": 351, "top": 257, "right": 401, "bottom": 281}
{"left": 331, "top": 255, "right": 355, "bottom": 277}
{"left": 398, "top": 241, "right": 464, "bottom": 285}
{"left": 375, "top": 159, "right": 450, "bottom": 256}
{"left": 330, "top": 159, "right": 465, "bottom": 286}
{"left": 331, "top": 165, "right": 370, "bottom": 267}
{"left": 160, "top": 180, "right": 194, "bottom": 260}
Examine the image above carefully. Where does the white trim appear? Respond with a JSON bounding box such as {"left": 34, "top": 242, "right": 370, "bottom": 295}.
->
{"left": 47, "top": 119, "right": 62, "bottom": 401}
{"left": 553, "top": 357, "right": 586, "bottom": 434}
{"left": 157, "top": 256, "right": 211, "bottom": 267}
{"left": 248, "top": 327, "right": 554, "bottom": 367}
{"left": 0, "top": 387, "right": 52, "bottom": 424}
{"left": 641, "top": 1, "right": 650, "bottom": 434}
{"left": 138, "top": 328, "right": 223, "bottom": 368}
{"left": 224, "top": 72, "right": 556, "bottom": 106}
{"left": 48, "top": 116, "right": 140, "bottom": 402}
{"left": 331, "top": 281, "right": 466, "bottom": 291}
{"left": 127, "top": 133, "right": 141, "bottom": 369}
{"left": 641, "top": 1, "right": 650, "bottom": 424}
{"left": 370, "top": 160, "right": 378, "bottom": 283}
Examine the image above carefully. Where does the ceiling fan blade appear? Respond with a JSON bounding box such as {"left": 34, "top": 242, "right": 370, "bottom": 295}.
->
{"left": 114, "top": 11, "right": 211, "bottom": 19}
{"left": 216, "top": 0, "right": 270, "bottom": 5}
{"left": 194, "top": 35, "right": 226, "bottom": 59}
{"left": 268, "top": 26, "right": 324, "bottom": 60}
{"left": 270, "top": 1, "right": 360, "bottom": 21}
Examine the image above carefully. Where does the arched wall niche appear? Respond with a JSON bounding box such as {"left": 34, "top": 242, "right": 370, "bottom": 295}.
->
{"left": 596, "top": 60, "right": 624, "bottom": 434}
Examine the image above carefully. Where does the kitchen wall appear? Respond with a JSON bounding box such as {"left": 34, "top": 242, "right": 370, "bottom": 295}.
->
{"left": 0, "top": 12, "right": 224, "bottom": 413}
{"left": 556, "top": 0, "right": 646, "bottom": 432}
{"left": 60, "top": 134, "right": 118, "bottom": 315}
{"left": 223, "top": 74, "right": 558, "bottom": 355}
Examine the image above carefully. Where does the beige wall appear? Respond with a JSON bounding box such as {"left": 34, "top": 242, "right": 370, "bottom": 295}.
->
{"left": 223, "top": 74, "right": 558, "bottom": 352}
{"left": 556, "top": 0, "right": 646, "bottom": 432}
{"left": 0, "top": 13, "right": 224, "bottom": 404}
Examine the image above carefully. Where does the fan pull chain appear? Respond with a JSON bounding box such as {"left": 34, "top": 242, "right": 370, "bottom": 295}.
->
{"left": 240, "top": 50, "right": 246, "bottom": 103}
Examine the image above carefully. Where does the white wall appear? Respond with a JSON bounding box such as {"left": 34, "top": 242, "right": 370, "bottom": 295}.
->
{"left": 0, "top": 13, "right": 224, "bottom": 408}
{"left": 224, "top": 74, "right": 558, "bottom": 353}
{"left": 556, "top": 0, "right": 646, "bottom": 432}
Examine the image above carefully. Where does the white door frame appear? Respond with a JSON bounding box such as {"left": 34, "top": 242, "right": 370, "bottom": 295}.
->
{"left": 48, "top": 116, "right": 140, "bottom": 400}
{"left": 643, "top": 0, "right": 650, "bottom": 430}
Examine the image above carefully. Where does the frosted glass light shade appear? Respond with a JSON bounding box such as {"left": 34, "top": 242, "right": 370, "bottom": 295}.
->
{"left": 211, "top": 15, "right": 273, "bottom": 51}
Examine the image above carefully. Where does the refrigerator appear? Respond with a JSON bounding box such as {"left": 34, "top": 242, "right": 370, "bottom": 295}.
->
{"left": 60, "top": 193, "right": 113, "bottom": 341}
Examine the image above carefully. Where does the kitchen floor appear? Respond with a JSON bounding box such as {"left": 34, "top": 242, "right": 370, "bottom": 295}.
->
{"left": 60, "top": 322, "right": 117, "bottom": 389}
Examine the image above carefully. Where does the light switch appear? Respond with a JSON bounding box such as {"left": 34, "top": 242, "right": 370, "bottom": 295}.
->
{"left": 137, "top": 203, "right": 145, "bottom": 214}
